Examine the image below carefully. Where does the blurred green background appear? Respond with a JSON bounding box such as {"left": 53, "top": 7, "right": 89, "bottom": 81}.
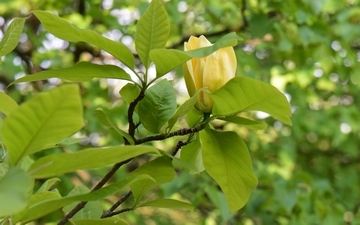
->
{"left": 1, "top": 0, "right": 360, "bottom": 224}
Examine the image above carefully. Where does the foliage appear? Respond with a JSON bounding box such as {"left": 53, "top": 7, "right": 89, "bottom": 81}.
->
{"left": 0, "top": 0, "right": 359, "bottom": 224}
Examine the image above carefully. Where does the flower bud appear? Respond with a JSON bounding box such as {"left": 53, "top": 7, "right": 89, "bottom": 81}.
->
{"left": 183, "top": 35, "right": 237, "bottom": 113}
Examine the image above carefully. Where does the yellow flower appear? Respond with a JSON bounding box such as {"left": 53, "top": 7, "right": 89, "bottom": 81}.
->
{"left": 183, "top": 35, "right": 237, "bottom": 113}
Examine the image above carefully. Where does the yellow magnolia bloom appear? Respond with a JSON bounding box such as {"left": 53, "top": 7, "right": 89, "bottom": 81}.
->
{"left": 183, "top": 35, "right": 237, "bottom": 113}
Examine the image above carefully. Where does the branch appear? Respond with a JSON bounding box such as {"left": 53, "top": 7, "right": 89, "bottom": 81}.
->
{"left": 135, "top": 125, "right": 204, "bottom": 145}
{"left": 128, "top": 90, "right": 145, "bottom": 140}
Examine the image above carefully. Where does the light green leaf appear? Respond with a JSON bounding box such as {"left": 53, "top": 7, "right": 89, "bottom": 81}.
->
{"left": 36, "top": 178, "right": 61, "bottom": 193}
{"left": 136, "top": 198, "right": 194, "bottom": 211}
{"left": 0, "top": 91, "right": 18, "bottom": 116}
{"left": 94, "top": 108, "right": 134, "bottom": 145}
{"left": 2, "top": 84, "right": 84, "bottom": 166}
{"left": 200, "top": 128, "right": 258, "bottom": 212}
{"left": 128, "top": 156, "right": 175, "bottom": 206}
{"left": 31, "top": 10, "right": 134, "bottom": 69}
{"left": 186, "top": 108, "right": 203, "bottom": 128}
{"left": 0, "top": 17, "right": 27, "bottom": 60}
{"left": 0, "top": 167, "right": 33, "bottom": 217}
{"left": 42, "top": 137, "right": 88, "bottom": 150}
{"left": 135, "top": 0, "right": 169, "bottom": 68}
{"left": 62, "top": 186, "right": 102, "bottom": 220}
{"left": 218, "top": 115, "right": 267, "bottom": 130}
{"left": 28, "top": 145, "right": 159, "bottom": 178}
{"left": 160, "top": 150, "right": 198, "bottom": 172}
{"left": 167, "top": 89, "right": 203, "bottom": 131}
{"left": 211, "top": 76, "right": 292, "bottom": 125}
{"left": 180, "top": 140, "right": 204, "bottom": 174}
{"left": 20, "top": 175, "right": 152, "bottom": 223}
{"left": 138, "top": 79, "right": 176, "bottom": 133}
{"left": 10, "top": 61, "right": 131, "bottom": 85}
{"left": 119, "top": 83, "right": 141, "bottom": 105}
{"left": 150, "top": 32, "right": 239, "bottom": 77}
{"left": 72, "top": 218, "right": 128, "bottom": 225}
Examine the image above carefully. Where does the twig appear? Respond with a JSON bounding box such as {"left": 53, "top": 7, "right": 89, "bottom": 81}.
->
{"left": 101, "top": 190, "right": 133, "bottom": 218}
{"left": 171, "top": 140, "right": 187, "bottom": 157}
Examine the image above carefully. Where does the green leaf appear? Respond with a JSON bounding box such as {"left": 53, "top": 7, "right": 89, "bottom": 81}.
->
{"left": 2, "top": 84, "right": 84, "bottom": 166}
{"left": 36, "top": 178, "right": 61, "bottom": 193}
{"left": 72, "top": 218, "right": 128, "bottom": 225}
{"left": 160, "top": 150, "right": 198, "bottom": 172}
{"left": 10, "top": 61, "right": 131, "bottom": 85}
{"left": 20, "top": 175, "right": 152, "bottom": 223}
{"left": 138, "top": 79, "right": 176, "bottom": 133}
{"left": 0, "top": 91, "right": 18, "bottom": 116}
{"left": 28, "top": 145, "right": 159, "bottom": 178}
{"left": 119, "top": 83, "right": 141, "bottom": 105}
{"left": 62, "top": 186, "right": 102, "bottom": 220}
{"left": 211, "top": 76, "right": 292, "bottom": 125}
{"left": 167, "top": 89, "right": 203, "bottom": 131}
{"left": 218, "top": 115, "right": 267, "bottom": 131}
{"left": 180, "top": 140, "right": 204, "bottom": 174}
{"left": 186, "top": 108, "right": 203, "bottom": 128}
{"left": 0, "top": 167, "right": 33, "bottom": 217}
{"left": 136, "top": 199, "right": 194, "bottom": 211}
{"left": 128, "top": 156, "right": 175, "bottom": 206}
{"left": 41, "top": 137, "right": 88, "bottom": 150}
{"left": 31, "top": 10, "right": 134, "bottom": 69}
{"left": 200, "top": 128, "right": 258, "bottom": 212}
{"left": 135, "top": 0, "right": 170, "bottom": 68}
{"left": 94, "top": 108, "right": 134, "bottom": 145}
{"left": 0, "top": 17, "right": 27, "bottom": 61}
{"left": 150, "top": 32, "right": 239, "bottom": 77}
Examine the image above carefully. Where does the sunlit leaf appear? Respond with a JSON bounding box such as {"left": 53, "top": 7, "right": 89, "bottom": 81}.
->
{"left": 36, "top": 178, "right": 61, "bottom": 193}
{"left": 10, "top": 61, "right": 131, "bottom": 85}
{"left": 137, "top": 79, "right": 176, "bottom": 133}
{"left": 211, "top": 76, "right": 292, "bottom": 125}
{"left": 94, "top": 108, "right": 134, "bottom": 145}
{"left": 218, "top": 115, "right": 267, "bottom": 130}
{"left": 150, "top": 32, "right": 239, "bottom": 77}
{"left": 167, "top": 89, "right": 203, "bottom": 131}
{"left": 20, "top": 175, "right": 152, "bottom": 223}
{"left": 136, "top": 198, "right": 194, "bottom": 211}
{"left": 135, "top": 0, "right": 169, "bottom": 68}
{"left": 180, "top": 139, "right": 204, "bottom": 174}
{"left": 0, "top": 167, "right": 33, "bottom": 217}
{"left": 28, "top": 145, "right": 159, "bottom": 178}
{"left": 31, "top": 10, "right": 134, "bottom": 69}
{"left": 62, "top": 186, "right": 102, "bottom": 220}
{"left": 0, "top": 91, "right": 18, "bottom": 116}
{"left": 0, "top": 17, "right": 27, "bottom": 62}
{"left": 2, "top": 84, "right": 84, "bottom": 166}
{"left": 128, "top": 156, "right": 175, "bottom": 206}
{"left": 200, "top": 128, "right": 258, "bottom": 212}
{"left": 119, "top": 83, "right": 141, "bottom": 105}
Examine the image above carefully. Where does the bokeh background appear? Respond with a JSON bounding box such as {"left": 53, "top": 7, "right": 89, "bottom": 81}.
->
{"left": 1, "top": 0, "right": 360, "bottom": 224}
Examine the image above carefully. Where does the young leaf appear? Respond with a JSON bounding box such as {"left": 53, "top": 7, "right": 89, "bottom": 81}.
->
{"left": 150, "top": 32, "right": 239, "bottom": 77}
{"left": 28, "top": 145, "right": 159, "bottom": 178}
{"left": 31, "top": 10, "right": 134, "bottom": 69}
{"left": 138, "top": 79, "right": 176, "bottom": 133}
{"left": 10, "top": 61, "right": 131, "bottom": 85}
{"left": 200, "top": 128, "right": 258, "bottom": 212}
{"left": 20, "top": 175, "right": 152, "bottom": 223}
{"left": 0, "top": 17, "right": 27, "bottom": 62}
{"left": 211, "top": 76, "right": 292, "bottom": 125}
{"left": 119, "top": 83, "right": 141, "bottom": 105}
{"left": 94, "top": 108, "right": 134, "bottom": 145}
{"left": 36, "top": 178, "right": 61, "bottom": 193}
{"left": 0, "top": 92, "right": 18, "bottom": 116}
{"left": 1, "top": 84, "right": 84, "bottom": 166}
{"left": 180, "top": 139, "right": 205, "bottom": 174}
{"left": 135, "top": 0, "right": 170, "bottom": 68}
{"left": 167, "top": 88, "right": 203, "bottom": 131}
{"left": 218, "top": 115, "right": 267, "bottom": 131}
{"left": 135, "top": 199, "right": 194, "bottom": 211}
{"left": 62, "top": 186, "right": 102, "bottom": 220}
{"left": 72, "top": 218, "right": 128, "bottom": 225}
{"left": 0, "top": 167, "right": 33, "bottom": 217}
{"left": 127, "top": 156, "right": 175, "bottom": 206}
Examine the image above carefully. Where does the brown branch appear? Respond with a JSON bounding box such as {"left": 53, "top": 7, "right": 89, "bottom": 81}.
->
{"left": 135, "top": 125, "right": 204, "bottom": 145}
{"left": 101, "top": 190, "right": 132, "bottom": 218}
